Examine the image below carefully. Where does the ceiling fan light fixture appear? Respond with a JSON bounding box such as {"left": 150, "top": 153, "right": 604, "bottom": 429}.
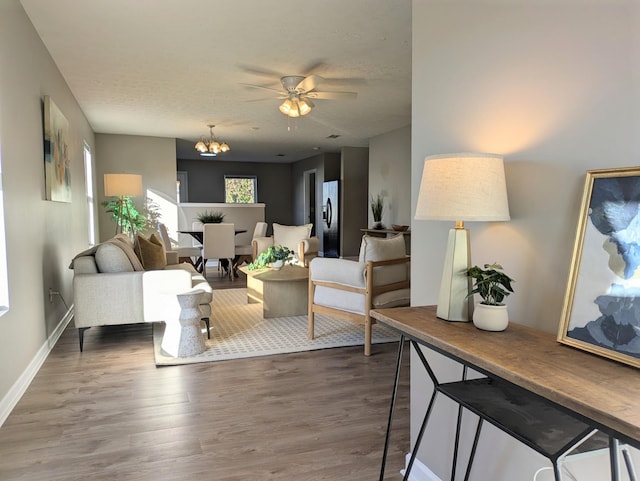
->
{"left": 279, "top": 98, "right": 294, "bottom": 115}
{"left": 195, "top": 124, "right": 230, "bottom": 156}
{"left": 298, "top": 98, "right": 313, "bottom": 116}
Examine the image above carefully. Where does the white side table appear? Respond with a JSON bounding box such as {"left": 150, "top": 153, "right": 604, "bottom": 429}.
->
{"left": 161, "top": 289, "right": 207, "bottom": 357}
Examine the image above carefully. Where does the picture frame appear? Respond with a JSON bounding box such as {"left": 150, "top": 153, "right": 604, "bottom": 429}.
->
{"left": 558, "top": 167, "right": 640, "bottom": 368}
{"left": 43, "top": 95, "right": 71, "bottom": 202}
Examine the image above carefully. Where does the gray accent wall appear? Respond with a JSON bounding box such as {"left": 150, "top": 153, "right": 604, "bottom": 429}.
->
{"left": 410, "top": 2, "right": 640, "bottom": 479}
{"left": 177, "top": 159, "right": 293, "bottom": 230}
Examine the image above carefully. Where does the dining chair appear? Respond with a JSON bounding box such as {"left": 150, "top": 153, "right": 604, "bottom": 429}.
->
{"left": 234, "top": 221, "right": 268, "bottom": 268}
{"left": 202, "top": 223, "right": 236, "bottom": 279}
{"left": 157, "top": 223, "right": 201, "bottom": 266}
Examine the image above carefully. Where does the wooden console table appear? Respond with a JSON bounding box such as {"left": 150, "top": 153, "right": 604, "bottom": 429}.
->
{"left": 370, "top": 306, "right": 640, "bottom": 480}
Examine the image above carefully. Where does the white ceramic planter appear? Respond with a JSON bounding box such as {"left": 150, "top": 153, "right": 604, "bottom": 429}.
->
{"left": 270, "top": 259, "right": 284, "bottom": 270}
{"left": 473, "top": 303, "right": 509, "bottom": 331}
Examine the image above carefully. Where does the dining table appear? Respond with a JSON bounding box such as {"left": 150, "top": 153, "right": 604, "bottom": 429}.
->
{"left": 179, "top": 229, "right": 247, "bottom": 273}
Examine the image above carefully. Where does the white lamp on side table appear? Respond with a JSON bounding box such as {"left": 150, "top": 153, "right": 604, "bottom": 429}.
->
{"left": 415, "top": 153, "right": 510, "bottom": 322}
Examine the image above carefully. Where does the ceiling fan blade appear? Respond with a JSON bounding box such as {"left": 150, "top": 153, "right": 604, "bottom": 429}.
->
{"left": 306, "top": 91, "right": 358, "bottom": 100}
{"left": 296, "top": 75, "right": 324, "bottom": 93}
{"left": 239, "top": 83, "right": 284, "bottom": 94}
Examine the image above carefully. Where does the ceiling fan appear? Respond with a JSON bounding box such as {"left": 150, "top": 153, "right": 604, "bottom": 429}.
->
{"left": 242, "top": 74, "right": 357, "bottom": 118}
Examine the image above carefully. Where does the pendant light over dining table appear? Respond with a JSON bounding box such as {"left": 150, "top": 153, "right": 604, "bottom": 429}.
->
{"left": 195, "top": 124, "right": 230, "bottom": 157}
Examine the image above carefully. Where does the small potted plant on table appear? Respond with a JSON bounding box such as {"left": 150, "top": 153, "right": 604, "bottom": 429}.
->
{"left": 248, "top": 245, "right": 293, "bottom": 271}
{"left": 370, "top": 193, "right": 384, "bottom": 229}
{"left": 196, "top": 210, "right": 225, "bottom": 224}
{"left": 465, "top": 263, "right": 515, "bottom": 331}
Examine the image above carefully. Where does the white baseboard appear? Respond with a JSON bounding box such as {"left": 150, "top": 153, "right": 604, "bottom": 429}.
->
{"left": 0, "top": 306, "right": 74, "bottom": 427}
{"left": 400, "top": 453, "right": 443, "bottom": 481}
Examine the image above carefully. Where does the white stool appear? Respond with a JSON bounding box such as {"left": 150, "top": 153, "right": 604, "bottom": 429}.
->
{"left": 161, "top": 289, "right": 207, "bottom": 357}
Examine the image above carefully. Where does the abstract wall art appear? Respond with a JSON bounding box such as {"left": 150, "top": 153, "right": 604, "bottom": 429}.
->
{"left": 43, "top": 95, "right": 71, "bottom": 202}
{"left": 558, "top": 167, "right": 640, "bottom": 368}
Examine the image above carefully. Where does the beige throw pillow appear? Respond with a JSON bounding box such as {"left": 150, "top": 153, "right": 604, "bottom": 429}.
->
{"left": 135, "top": 233, "right": 167, "bottom": 271}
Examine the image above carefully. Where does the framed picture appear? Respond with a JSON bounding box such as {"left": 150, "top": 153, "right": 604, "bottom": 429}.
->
{"left": 43, "top": 95, "right": 71, "bottom": 202}
{"left": 558, "top": 167, "right": 640, "bottom": 368}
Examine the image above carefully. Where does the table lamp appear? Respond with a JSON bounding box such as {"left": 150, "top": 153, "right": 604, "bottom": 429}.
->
{"left": 104, "top": 173, "right": 143, "bottom": 235}
{"left": 415, "top": 153, "right": 510, "bottom": 321}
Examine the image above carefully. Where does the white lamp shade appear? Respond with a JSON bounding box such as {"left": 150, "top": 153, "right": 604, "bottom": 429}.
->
{"left": 415, "top": 152, "right": 510, "bottom": 222}
{"left": 104, "top": 173, "right": 143, "bottom": 197}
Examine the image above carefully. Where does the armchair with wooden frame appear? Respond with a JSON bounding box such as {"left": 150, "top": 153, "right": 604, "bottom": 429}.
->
{"left": 308, "top": 234, "right": 410, "bottom": 356}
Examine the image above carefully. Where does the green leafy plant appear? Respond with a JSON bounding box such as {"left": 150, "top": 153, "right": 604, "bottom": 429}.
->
{"left": 247, "top": 245, "right": 293, "bottom": 270}
{"left": 197, "top": 210, "right": 225, "bottom": 224}
{"left": 102, "top": 196, "right": 160, "bottom": 235}
{"left": 370, "top": 193, "right": 384, "bottom": 222}
{"left": 465, "top": 263, "right": 515, "bottom": 306}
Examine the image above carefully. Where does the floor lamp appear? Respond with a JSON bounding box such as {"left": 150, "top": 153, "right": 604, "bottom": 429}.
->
{"left": 414, "top": 153, "right": 510, "bottom": 322}
{"left": 104, "top": 173, "right": 143, "bottom": 236}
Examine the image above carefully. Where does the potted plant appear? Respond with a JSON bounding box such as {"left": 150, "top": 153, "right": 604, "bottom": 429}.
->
{"left": 465, "top": 263, "right": 514, "bottom": 331}
{"left": 248, "top": 245, "right": 293, "bottom": 271}
{"left": 370, "top": 193, "right": 384, "bottom": 229}
{"left": 102, "top": 196, "right": 160, "bottom": 236}
{"left": 197, "top": 210, "right": 225, "bottom": 224}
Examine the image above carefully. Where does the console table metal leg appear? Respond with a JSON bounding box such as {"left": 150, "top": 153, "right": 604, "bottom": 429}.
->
{"left": 403, "top": 390, "right": 438, "bottom": 481}
{"left": 622, "top": 445, "right": 637, "bottom": 481}
{"left": 463, "top": 418, "right": 483, "bottom": 481}
{"left": 451, "top": 366, "right": 469, "bottom": 481}
{"left": 610, "top": 437, "right": 620, "bottom": 481}
{"left": 379, "top": 335, "right": 405, "bottom": 481}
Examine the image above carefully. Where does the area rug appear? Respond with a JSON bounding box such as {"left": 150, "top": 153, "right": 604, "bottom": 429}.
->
{"left": 153, "top": 288, "right": 399, "bottom": 366}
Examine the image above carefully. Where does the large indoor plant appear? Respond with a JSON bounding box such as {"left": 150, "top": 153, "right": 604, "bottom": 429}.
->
{"left": 102, "top": 196, "right": 160, "bottom": 236}
{"left": 465, "top": 263, "right": 514, "bottom": 331}
{"left": 248, "top": 245, "right": 293, "bottom": 271}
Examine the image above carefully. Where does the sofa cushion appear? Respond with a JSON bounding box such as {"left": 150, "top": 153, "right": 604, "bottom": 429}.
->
{"left": 95, "top": 242, "right": 136, "bottom": 273}
{"left": 273, "top": 223, "right": 313, "bottom": 255}
{"left": 110, "top": 235, "right": 145, "bottom": 271}
{"left": 136, "top": 233, "right": 167, "bottom": 271}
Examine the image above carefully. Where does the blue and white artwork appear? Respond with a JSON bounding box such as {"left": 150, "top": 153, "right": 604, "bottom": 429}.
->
{"left": 563, "top": 172, "right": 640, "bottom": 367}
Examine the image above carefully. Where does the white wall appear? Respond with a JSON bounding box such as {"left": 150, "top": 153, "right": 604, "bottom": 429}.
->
{"left": 410, "top": 2, "right": 640, "bottom": 480}
{"left": 95, "top": 134, "right": 177, "bottom": 242}
{"left": 369, "top": 125, "right": 411, "bottom": 228}
{"left": 0, "top": 0, "right": 95, "bottom": 421}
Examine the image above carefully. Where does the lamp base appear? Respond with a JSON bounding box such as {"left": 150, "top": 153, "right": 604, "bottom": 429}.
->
{"left": 436, "top": 227, "right": 473, "bottom": 322}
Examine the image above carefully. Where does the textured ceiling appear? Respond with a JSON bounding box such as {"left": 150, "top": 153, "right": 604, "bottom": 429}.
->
{"left": 20, "top": 0, "right": 412, "bottom": 163}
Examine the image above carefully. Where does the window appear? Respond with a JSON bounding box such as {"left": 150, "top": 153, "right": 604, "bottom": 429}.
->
{"left": 83, "top": 143, "right": 96, "bottom": 246}
{"left": 225, "top": 175, "right": 257, "bottom": 203}
{"left": 0, "top": 147, "right": 8, "bottom": 315}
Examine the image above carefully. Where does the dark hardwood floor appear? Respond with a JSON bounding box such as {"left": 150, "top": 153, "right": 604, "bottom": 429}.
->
{"left": 0, "top": 266, "right": 410, "bottom": 481}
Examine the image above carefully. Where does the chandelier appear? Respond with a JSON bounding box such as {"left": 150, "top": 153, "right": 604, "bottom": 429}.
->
{"left": 278, "top": 94, "right": 314, "bottom": 118}
{"left": 194, "top": 124, "right": 230, "bottom": 156}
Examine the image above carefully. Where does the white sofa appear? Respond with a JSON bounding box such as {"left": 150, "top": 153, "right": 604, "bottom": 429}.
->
{"left": 70, "top": 234, "right": 212, "bottom": 351}
{"left": 308, "top": 234, "right": 410, "bottom": 356}
{"left": 252, "top": 223, "right": 320, "bottom": 267}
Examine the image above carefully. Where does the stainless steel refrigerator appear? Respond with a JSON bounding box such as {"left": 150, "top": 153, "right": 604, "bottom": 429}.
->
{"left": 322, "top": 180, "right": 340, "bottom": 257}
